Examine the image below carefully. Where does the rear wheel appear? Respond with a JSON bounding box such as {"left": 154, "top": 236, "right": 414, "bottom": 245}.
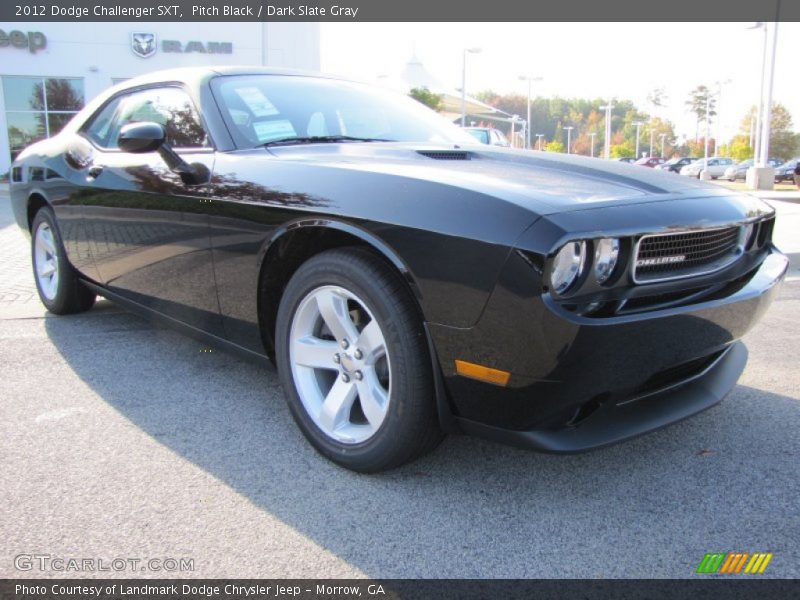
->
{"left": 31, "top": 207, "right": 95, "bottom": 314}
{"left": 275, "top": 248, "right": 442, "bottom": 472}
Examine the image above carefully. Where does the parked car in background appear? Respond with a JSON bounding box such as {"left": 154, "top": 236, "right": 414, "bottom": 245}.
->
{"left": 635, "top": 156, "right": 666, "bottom": 168}
{"left": 655, "top": 157, "right": 696, "bottom": 173}
{"left": 723, "top": 158, "right": 782, "bottom": 182}
{"left": 613, "top": 157, "right": 636, "bottom": 164}
{"left": 774, "top": 159, "right": 799, "bottom": 183}
{"left": 465, "top": 127, "right": 510, "bottom": 147}
{"left": 9, "top": 67, "right": 787, "bottom": 472}
{"left": 680, "top": 157, "right": 735, "bottom": 179}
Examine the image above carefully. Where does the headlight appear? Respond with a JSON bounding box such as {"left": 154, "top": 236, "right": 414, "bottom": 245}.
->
{"left": 551, "top": 241, "right": 586, "bottom": 294}
{"left": 594, "top": 238, "right": 620, "bottom": 284}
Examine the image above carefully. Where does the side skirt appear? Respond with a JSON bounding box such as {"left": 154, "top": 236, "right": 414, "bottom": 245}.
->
{"left": 81, "top": 280, "right": 272, "bottom": 369}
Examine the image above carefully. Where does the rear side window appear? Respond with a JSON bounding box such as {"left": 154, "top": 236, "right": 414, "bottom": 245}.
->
{"left": 83, "top": 87, "right": 209, "bottom": 150}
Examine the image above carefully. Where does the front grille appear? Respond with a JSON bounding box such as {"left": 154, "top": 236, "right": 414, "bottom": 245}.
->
{"left": 633, "top": 226, "right": 742, "bottom": 283}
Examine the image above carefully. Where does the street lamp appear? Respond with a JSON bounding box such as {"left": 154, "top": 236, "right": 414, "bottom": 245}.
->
{"left": 519, "top": 75, "right": 543, "bottom": 149}
{"left": 589, "top": 132, "right": 597, "bottom": 157}
{"left": 715, "top": 78, "right": 732, "bottom": 155}
{"left": 745, "top": 22, "right": 779, "bottom": 191}
{"left": 510, "top": 115, "right": 518, "bottom": 148}
{"left": 563, "top": 126, "right": 574, "bottom": 154}
{"left": 633, "top": 121, "right": 644, "bottom": 159}
{"left": 600, "top": 101, "right": 614, "bottom": 159}
{"left": 659, "top": 133, "right": 667, "bottom": 157}
{"left": 701, "top": 89, "right": 715, "bottom": 180}
{"left": 535, "top": 133, "right": 545, "bottom": 150}
{"left": 649, "top": 121, "right": 655, "bottom": 157}
{"left": 747, "top": 22, "right": 768, "bottom": 169}
{"left": 461, "top": 47, "right": 482, "bottom": 128}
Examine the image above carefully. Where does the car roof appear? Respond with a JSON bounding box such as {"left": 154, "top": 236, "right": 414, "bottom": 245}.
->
{"left": 119, "top": 65, "right": 347, "bottom": 88}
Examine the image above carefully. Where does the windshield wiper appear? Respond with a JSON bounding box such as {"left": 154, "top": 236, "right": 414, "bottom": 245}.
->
{"left": 261, "top": 135, "right": 390, "bottom": 147}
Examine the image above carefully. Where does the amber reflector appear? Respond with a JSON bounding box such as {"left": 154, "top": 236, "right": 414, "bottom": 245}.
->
{"left": 454, "top": 360, "right": 511, "bottom": 386}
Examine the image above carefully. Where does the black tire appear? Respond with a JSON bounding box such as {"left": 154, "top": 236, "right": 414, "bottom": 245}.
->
{"left": 31, "top": 206, "right": 96, "bottom": 315}
{"left": 275, "top": 247, "right": 443, "bottom": 472}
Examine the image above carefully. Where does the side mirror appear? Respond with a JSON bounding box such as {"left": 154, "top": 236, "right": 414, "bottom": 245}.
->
{"left": 118, "top": 121, "right": 166, "bottom": 153}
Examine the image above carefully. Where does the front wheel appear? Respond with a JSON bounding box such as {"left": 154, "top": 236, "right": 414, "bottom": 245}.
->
{"left": 31, "top": 207, "right": 96, "bottom": 314}
{"left": 275, "top": 248, "right": 442, "bottom": 472}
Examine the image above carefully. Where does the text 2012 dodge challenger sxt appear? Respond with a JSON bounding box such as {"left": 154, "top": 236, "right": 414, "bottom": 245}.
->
{"left": 10, "top": 67, "right": 787, "bottom": 472}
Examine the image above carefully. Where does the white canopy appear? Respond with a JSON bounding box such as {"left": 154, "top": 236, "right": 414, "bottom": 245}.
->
{"left": 377, "top": 54, "right": 512, "bottom": 123}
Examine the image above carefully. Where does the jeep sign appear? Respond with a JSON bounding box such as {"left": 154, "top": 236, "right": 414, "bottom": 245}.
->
{"left": 0, "top": 30, "right": 47, "bottom": 54}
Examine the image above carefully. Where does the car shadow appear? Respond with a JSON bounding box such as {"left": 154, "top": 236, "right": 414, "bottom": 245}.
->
{"left": 43, "top": 304, "right": 800, "bottom": 578}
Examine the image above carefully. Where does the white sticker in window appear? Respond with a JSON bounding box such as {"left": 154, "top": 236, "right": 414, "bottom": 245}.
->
{"left": 234, "top": 87, "right": 279, "bottom": 117}
{"left": 253, "top": 119, "right": 296, "bottom": 142}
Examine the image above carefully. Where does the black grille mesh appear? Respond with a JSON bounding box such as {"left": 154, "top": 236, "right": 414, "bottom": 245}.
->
{"left": 634, "top": 227, "right": 740, "bottom": 281}
{"left": 417, "top": 150, "right": 471, "bottom": 160}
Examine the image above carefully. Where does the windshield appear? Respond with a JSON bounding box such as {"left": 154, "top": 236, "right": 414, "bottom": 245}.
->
{"left": 467, "top": 129, "right": 490, "bottom": 144}
{"left": 212, "top": 74, "right": 476, "bottom": 148}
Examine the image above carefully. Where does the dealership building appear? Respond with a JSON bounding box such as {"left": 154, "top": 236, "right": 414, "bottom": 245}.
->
{"left": 0, "top": 22, "right": 321, "bottom": 174}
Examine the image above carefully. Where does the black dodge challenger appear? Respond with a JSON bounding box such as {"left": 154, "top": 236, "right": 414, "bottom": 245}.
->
{"left": 10, "top": 67, "right": 787, "bottom": 472}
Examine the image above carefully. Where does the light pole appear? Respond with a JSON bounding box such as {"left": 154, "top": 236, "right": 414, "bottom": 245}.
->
{"left": 747, "top": 22, "right": 768, "bottom": 169}
{"left": 649, "top": 121, "right": 655, "bottom": 157}
{"left": 701, "top": 90, "right": 712, "bottom": 179}
{"left": 746, "top": 22, "right": 779, "bottom": 190}
{"left": 563, "top": 126, "right": 574, "bottom": 154}
{"left": 758, "top": 23, "right": 778, "bottom": 168}
{"left": 715, "top": 78, "right": 731, "bottom": 155}
{"left": 633, "top": 121, "right": 644, "bottom": 159}
{"left": 659, "top": 133, "right": 667, "bottom": 158}
{"left": 536, "top": 133, "right": 544, "bottom": 150}
{"left": 519, "top": 75, "right": 543, "bottom": 149}
{"left": 600, "top": 101, "right": 614, "bottom": 159}
{"left": 460, "top": 47, "right": 482, "bottom": 128}
{"left": 589, "top": 132, "right": 597, "bottom": 157}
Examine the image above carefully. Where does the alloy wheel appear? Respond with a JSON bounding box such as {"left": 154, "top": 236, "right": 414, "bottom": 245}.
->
{"left": 34, "top": 222, "right": 60, "bottom": 301}
{"left": 289, "top": 285, "right": 391, "bottom": 444}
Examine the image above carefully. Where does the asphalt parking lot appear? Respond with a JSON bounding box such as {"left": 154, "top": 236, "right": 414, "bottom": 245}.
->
{"left": 1, "top": 186, "right": 799, "bottom": 579}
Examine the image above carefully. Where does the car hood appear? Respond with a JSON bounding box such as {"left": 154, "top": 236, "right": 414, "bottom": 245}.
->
{"left": 259, "top": 143, "right": 742, "bottom": 215}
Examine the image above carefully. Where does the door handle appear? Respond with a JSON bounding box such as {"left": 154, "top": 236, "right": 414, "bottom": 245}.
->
{"left": 87, "top": 165, "right": 104, "bottom": 179}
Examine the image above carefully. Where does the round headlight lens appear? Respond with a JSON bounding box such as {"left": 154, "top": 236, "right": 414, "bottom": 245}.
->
{"left": 551, "top": 241, "right": 586, "bottom": 294}
{"left": 594, "top": 238, "right": 620, "bottom": 284}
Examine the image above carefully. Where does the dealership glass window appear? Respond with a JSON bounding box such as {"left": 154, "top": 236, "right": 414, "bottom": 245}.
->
{"left": 3, "top": 76, "right": 84, "bottom": 160}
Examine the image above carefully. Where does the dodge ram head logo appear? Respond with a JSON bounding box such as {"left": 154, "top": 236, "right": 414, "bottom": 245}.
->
{"left": 131, "top": 33, "right": 156, "bottom": 58}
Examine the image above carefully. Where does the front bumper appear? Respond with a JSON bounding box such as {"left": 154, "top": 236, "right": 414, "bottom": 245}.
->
{"left": 428, "top": 248, "right": 787, "bottom": 451}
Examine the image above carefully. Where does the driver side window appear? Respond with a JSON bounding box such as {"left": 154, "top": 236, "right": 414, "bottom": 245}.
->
{"left": 84, "top": 87, "right": 209, "bottom": 150}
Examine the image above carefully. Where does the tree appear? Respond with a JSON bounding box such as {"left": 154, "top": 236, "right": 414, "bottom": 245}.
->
{"left": 736, "top": 103, "right": 800, "bottom": 161}
{"left": 545, "top": 140, "right": 565, "bottom": 153}
{"left": 408, "top": 87, "right": 443, "bottom": 112}
{"left": 686, "top": 85, "right": 717, "bottom": 142}
{"left": 647, "top": 87, "right": 668, "bottom": 111}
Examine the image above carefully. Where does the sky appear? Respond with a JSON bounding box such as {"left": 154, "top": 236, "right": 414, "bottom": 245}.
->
{"left": 320, "top": 22, "right": 800, "bottom": 142}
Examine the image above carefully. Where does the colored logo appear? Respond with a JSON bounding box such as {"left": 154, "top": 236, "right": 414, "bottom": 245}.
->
{"left": 696, "top": 552, "right": 773, "bottom": 574}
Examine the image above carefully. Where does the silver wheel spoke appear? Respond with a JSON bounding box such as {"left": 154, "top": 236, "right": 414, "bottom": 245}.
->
{"left": 357, "top": 376, "right": 389, "bottom": 428}
{"left": 40, "top": 228, "right": 56, "bottom": 253}
{"left": 38, "top": 263, "right": 56, "bottom": 278}
{"left": 319, "top": 377, "right": 358, "bottom": 432}
{"left": 356, "top": 319, "right": 386, "bottom": 362}
{"left": 294, "top": 336, "right": 338, "bottom": 369}
{"left": 315, "top": 288, "right": 359, "bottom": 344}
